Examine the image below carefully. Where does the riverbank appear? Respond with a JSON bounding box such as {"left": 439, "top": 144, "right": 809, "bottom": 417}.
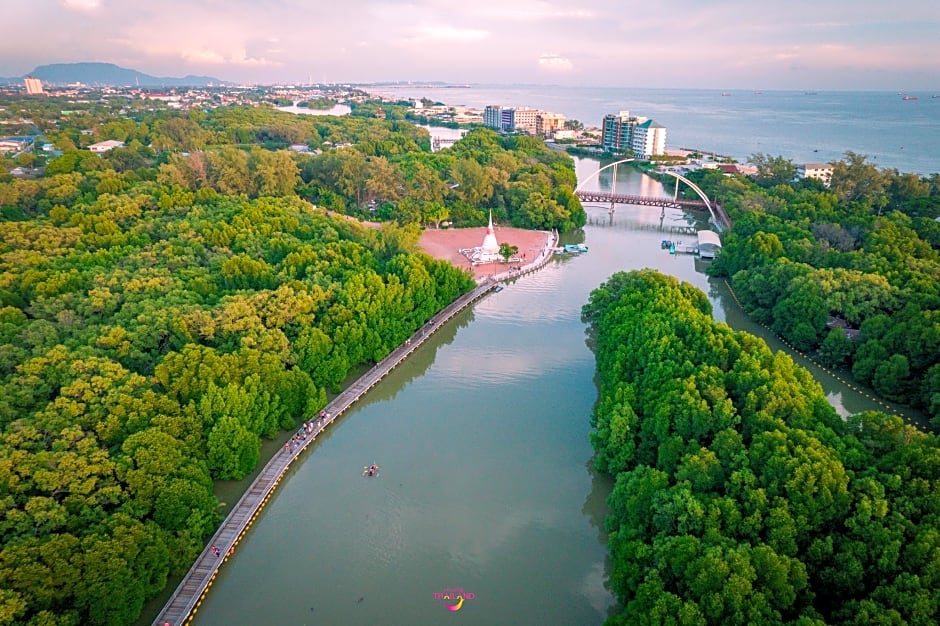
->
{"left": 152, "top": 276, "right": 502, "bottom": 626}
{"left": 144, "top": 222, "right": 560, "bottom": 625}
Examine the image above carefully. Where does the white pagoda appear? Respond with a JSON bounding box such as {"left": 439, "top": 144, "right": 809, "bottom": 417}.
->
{"left": 460, "top": 211, "right": 504, "bottom": 265}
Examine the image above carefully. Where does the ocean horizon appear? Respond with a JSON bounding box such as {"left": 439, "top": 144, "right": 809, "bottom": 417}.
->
{"left": 370, "top": 83, "right": 940, "bottom": 176}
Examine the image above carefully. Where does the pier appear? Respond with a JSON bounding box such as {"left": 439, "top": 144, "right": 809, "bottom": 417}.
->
{"left": 152, "top": 232, "right": 558, "bottom": 626}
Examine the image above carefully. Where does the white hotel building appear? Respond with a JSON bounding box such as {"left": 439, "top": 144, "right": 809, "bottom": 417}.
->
{"left": 602, "top": 111, "right": 667, "bottom": 159}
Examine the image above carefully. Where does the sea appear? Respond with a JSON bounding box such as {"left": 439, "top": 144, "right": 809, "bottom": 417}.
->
{"left": 368, "top": 84, "right": 940, "bottom": 177}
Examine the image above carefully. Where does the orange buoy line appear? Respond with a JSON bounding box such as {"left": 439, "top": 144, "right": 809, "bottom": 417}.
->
{"left": 723, "top": 280, "right": 926, "bottom": 432}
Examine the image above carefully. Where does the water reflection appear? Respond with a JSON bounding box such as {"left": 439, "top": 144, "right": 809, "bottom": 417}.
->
{"left": 276, "top": 102, "right": 351, "bottom": 116}
{"left": 186, "top": 156, "right": 921, "bottom": 626}
{"left": 328, "top": 309, "right": 474, "bottom": 410}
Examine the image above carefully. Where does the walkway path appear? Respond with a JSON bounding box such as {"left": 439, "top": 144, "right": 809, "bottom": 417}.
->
{"left": 474, "top": 228, "right": 559, "bottom": 285}
{"left": 151, "top": 238, "right": 557, "bottom": 626}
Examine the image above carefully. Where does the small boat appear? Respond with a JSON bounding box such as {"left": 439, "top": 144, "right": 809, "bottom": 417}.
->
{"left": 661, "top": 239, "right": 673, "bottom": 249}
{"left": 363, "top": 464, "right": 380, "bottom": 477}
{"left": 563, "top": 243, "right": 588, "bottom": 253}
{"left": 902, "top": 95, "right": 919, "bottom": 101}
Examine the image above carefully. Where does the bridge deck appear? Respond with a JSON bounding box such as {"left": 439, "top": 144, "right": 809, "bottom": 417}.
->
{"left": 575, "top": 190, "right": 709, "bottom": 209}
{"left": 152, "top": 233, "right": 559, "bottom": 626}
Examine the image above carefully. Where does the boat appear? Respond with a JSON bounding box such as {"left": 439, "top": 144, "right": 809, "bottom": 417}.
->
{"left": 363, "top": 463, "right": 380, "bottom": 477}
{"left": 660, "top": 239, "right": 673, "bottom": 249}
{"left": 902, "top": 95, "right": 919, "bottom": 101}
{"left": 563, "top": 243, "right": 588, "bottom": 253}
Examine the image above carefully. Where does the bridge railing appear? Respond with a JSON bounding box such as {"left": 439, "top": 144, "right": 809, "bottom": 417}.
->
{"left": 574, "top": 191, "right": 709, "bottom": 208}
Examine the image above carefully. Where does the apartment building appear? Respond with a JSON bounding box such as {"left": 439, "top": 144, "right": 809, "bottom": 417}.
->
{"left": 631, "top": 119, "right": 667, "bottom": 159}
{"left": 799, "top": 163, "right": 833, "bottom": 187}
{"left": 484, "top": 105, "right": 502, "bottom": 129}
{"left": 602, "top": 110, "right": 667, "bottom": 158}
{"left": 485, "top": 105, "right": 564, "bottom": 137}
{"left": 24, "top": 77, "right": 44, "bottom": 95}
{"left": 536, "top": 112, "right": 566, "bottom": 138}
{"left": 511, "top": 107, "right": 540, "bottom": 134}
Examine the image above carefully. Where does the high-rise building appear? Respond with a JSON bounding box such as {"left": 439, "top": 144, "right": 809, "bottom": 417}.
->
{"left": 24, "top": 76, "right": 44, "bottom": 95}
{"left": 487, "top": 105, "right": 565, "bottom": 137}
{"left": 500, "top": 108, "right": 515, "bottom": 132}
{"left": 510, "top": 107, "right": 540, "bottom": 134}
{"left": 536, "top": 112, "right": 566, "bottom": 138}
{"left": 484, "top": 105, "right": 502, "bottom": 129}
{"left": 602, "top": 111, "right": 637, "bottom": 151}
{"left": 631, "top": 119, "right": 667, "bottom": 159}
{"left": 601, "top": 110, "right": 667, "bottom": 158}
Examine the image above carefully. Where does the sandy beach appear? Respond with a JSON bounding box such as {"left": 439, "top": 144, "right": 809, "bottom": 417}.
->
{"left": 418, "top": 226, "right": 554, "bottom": 281}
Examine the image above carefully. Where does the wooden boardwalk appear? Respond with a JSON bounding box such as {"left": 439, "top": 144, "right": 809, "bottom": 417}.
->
{"left": 151, "top": 242, "right": 558, "bottom": 625}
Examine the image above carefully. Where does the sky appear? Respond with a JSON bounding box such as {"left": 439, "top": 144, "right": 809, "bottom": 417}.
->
{"left": 3, "top": 0, "right": 939, "bottom": 90}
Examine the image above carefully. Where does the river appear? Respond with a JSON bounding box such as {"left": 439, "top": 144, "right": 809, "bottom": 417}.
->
{"left": 276, "top": 102, "right": 352, "bottom": 116}
{"left": 188, "top": 159, "right": 906, "bottom": 626}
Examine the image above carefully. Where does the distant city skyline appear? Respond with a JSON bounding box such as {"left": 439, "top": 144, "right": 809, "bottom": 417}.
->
{"left": 3, "top": 0, "right": 938, "bottom": 90}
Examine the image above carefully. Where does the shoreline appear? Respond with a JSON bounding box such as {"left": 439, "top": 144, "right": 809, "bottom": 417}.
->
{"left": 152, "top": 277, "right": 502, "bottom": 625}
{"left": 149, "top": 224, "right": 559, "bottom": 625}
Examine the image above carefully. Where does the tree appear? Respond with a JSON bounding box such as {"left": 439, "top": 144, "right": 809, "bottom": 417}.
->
{"left": 206, "top": 415, "right": 260, "bottom": 480}
{"left": 249, "top": 148, "right": 299, "bottom": 197}
{"left": 748, "top": 153, "right": 798, "bottom": 187}
{"left": 584, "top": 269, "right": 939, "bottom": 625}
{"left": 498, "top": 242, "right": 518, "bottom": 263}
{"left": 421, "top": 202, "right": 450, "bottom": 229}
{"left": 830, "top": 151, "right": 888, "bottom": 212}
{"left": 819, "top": 329, "right": 855, "bottom": 368}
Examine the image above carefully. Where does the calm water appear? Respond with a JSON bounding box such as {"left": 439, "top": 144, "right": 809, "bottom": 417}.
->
{"left": 276, "top": 102, "right": 351, "bottom": 116}
{"left": 374, "top": 85, "right": 940, "bottom": 176}
{"left": 189, "top": 161, "right": 905, "bottom": 626}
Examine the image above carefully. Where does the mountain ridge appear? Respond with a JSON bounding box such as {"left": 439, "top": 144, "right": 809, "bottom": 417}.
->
{"left": 2, "top": 62, "right": 231, "bottom": 87}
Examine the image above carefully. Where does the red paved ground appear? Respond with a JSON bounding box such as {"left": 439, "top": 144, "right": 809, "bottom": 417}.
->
{"left": 418, "top": 226, "right": 553, "bottom": 280}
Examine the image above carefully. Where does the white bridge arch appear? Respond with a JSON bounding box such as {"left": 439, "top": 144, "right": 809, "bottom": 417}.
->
{"left": 574, "top": 159, "right": 721, "bottom": 229}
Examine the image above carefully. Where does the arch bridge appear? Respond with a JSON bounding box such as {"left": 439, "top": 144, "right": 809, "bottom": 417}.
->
{"left": 431, "top": 136, "right": 461, "bottom": 150}
{"left": 574, "top": 159, "right": 731, "bottom": 230}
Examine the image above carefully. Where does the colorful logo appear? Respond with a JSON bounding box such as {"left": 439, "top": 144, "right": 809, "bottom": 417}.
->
{"left": 434, "top": 587, "right": 476, "bottom": 612}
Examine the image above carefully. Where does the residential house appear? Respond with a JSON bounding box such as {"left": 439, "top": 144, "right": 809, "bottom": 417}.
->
{"left": 88, "top": 140, "right": 125, "bottom": 153}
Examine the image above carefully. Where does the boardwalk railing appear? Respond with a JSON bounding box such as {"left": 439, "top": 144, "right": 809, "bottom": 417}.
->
{"left": 473, "top": 228, "right": 558, "bottom": 285}
{"left": 151, "top": 234, "right": 557, "bottom": 626}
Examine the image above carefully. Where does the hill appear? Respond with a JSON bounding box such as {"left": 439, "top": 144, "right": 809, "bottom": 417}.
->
{"left": 5, "top": 62, "right": 230, "bottom": 87}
